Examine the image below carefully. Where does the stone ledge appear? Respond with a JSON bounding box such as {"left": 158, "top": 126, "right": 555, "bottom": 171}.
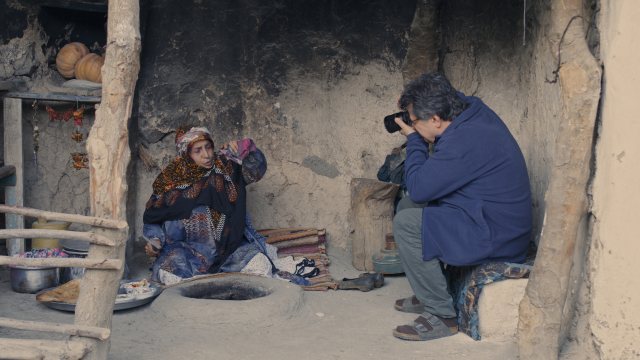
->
{"left": 478, "top": 278, "right": 528, "bottom": 342}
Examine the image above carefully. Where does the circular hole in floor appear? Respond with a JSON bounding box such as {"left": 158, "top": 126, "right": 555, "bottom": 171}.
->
{"left": 180, "top": 279, "right": 273, "bottom": 301}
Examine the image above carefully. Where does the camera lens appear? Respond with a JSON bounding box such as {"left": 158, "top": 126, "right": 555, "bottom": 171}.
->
{"left": 383, "top": 111, "right": 411, "bottom": 133}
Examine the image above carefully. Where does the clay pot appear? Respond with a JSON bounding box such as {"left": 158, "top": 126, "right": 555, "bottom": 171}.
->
{"left": 56, "top": 42, "right": 89, "bottom": 79}
{"left": 75, "top": 53, "right": 104, "bottom": 83}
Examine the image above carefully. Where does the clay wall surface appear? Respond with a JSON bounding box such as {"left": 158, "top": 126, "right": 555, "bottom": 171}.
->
{"left": 565, "top": 1, "right": 640, "bottom": 358}
{"left": 133, "top": 0, "right": 416, "bottom": 250}
{"left": 439, "top": 0, "right": 568, "bottom": 245}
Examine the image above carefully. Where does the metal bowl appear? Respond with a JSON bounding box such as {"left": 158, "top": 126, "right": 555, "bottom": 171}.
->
{"left": 10, "top": 266, "right": 60, "bottom": 293}
{"left": 59, "top": 239, "right": 89, "bottom": 283}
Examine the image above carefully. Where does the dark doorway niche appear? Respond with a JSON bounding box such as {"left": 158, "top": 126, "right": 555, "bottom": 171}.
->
{"left": 38, "top": 5, "right": 107, "bottom": 50}
{"left": 181, "top": 280, "right": 274, "bottom": 301}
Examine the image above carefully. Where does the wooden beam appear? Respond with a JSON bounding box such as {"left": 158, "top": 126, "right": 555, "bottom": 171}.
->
{"left": 0, "top": 205, "right": 127, "bottom": 229}
{"left": 3, "top": 97, "right": 24, "bottom": 255}
{"left": 0, "top": 318, "right": 110, "bottom": 340}
{"left": 72, "top": 1, "right": 140, "bottom": 359}
{"left": 0, "top": 165, "right": 16, "bottom": 179}
{"left": 517, "top": 9, "right": 603, "bottom": 360}
{"left": 0, "top": 229, "right": 114, "bottom": 246}
{"left": 5, "top": 92, "right": 101, "bottom": 103}
{"left": 0, "top": 338, "right": 89, "bottom": 360}
{"left": 0, "top": 256, "right": 122, "bottom": 270}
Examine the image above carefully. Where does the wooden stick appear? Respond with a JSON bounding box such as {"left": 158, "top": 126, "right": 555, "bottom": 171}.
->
{"left": 4, "top": 98, "right": 24, "bottom": 256}
{"left": 0, "top": 338, "right": 89, "bottom": 360}
{"left": 0, "top": 165, "right": 16, "bottom": 179}
{"left": 0, "top": 205, "right": 127, "bottom": 229}
{"left": 0, "top": 256, "right": 122, "bottom": 270}
{"left": 0, "top": 318, "right": 110, "bottom": 340}
{"left": 0, "top": 229, "right": 114, "bottom": 246}
{"left": 264, "top": 230, "right": 318, "bottom": 244}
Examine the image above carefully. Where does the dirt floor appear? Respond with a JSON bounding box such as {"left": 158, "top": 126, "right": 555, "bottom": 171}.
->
{"left": 0, "top": 247, "right": 519, "bottom": 359}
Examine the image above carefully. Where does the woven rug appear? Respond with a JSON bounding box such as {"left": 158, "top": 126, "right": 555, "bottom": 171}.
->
{"left": 258, "top": 228, "right": 337, "bottom": 291}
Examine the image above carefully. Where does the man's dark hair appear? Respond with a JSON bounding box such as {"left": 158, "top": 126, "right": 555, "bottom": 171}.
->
{"left": 399, "top": 72, "right": 469, "bottom": 122}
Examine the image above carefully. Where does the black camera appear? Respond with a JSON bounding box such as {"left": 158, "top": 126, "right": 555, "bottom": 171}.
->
{"left": 384, "top": 111, "right": 412, "bottom": 133}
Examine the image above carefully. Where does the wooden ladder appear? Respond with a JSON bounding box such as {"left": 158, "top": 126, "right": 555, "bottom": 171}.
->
{"left": 0, "top": 204, "right": 127, "bottom": 360}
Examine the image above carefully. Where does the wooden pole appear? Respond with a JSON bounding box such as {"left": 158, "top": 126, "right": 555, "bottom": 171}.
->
{"left": 517, "top": 6, "right": 603, "bottom": 359}
{"left": 0, "top": 229, "right": 115, "bottom": 246}
{"left": 401, "top": 0, "right": 442, "bottom": 86}
{"left": 0, "top": 318, "right": 110, "bottom": 340}
{"left": 0, "top": 205, "right": 127, "bottom": 229}
{"left": 3, "top": 98, "right": 24, "bottom": 255}
{"left": 71, "top": 0, "right": 140, "bottom": 358}
{"left": 0, "top": 338, "right": 89, "bottom": 360}
{"left": 350, "top": 179, "right": 399, "bottom": 270}
{"left": 0, "top": 256, "right": 122, "bottom": 270}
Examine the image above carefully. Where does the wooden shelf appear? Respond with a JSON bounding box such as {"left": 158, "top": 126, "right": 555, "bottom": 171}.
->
{"left": 5, "top": 92, "right": 101, "bottom": 103}
{"left": 38, "top": 0, "right": 108, "bottom": 13}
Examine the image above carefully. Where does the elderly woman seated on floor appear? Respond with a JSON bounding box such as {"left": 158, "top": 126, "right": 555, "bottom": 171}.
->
{"left": 142, "top": 125, "right": 312, "bottom": 286}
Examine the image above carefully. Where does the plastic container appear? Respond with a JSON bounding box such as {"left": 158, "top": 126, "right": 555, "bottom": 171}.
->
{"left": 31, "top": 218, "right": 71, "bottom": 250}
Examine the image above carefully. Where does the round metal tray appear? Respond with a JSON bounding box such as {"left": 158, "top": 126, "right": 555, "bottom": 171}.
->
{"left": 36, "top": 282, "right": 163, "bottom": 312}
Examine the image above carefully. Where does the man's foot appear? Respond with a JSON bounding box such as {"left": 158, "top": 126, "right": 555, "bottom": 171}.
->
{"left": 393, "top": 312, "right": 458, "bottom": 341}
{"left": 394, "top": 295, "right": 425, "bottom": 314}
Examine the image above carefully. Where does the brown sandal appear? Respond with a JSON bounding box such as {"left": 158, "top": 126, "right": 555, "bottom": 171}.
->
{"left": 393, "top": 312, "right": 458, "bottom": 341}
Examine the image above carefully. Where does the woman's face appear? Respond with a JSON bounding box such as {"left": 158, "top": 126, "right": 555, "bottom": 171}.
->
{"left": 188, "top": 139, "right": 214, "bottom": 168}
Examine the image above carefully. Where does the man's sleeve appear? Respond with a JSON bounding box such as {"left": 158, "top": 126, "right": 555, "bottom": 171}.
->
{"left": 404, "top": 132, "right": 475, "bottom": 203}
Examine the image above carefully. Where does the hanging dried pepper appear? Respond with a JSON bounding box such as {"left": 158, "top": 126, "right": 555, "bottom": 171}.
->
{"left": 70, "top": 131, "right": 83, "bottom": 143}
{"left": 73, "top": 107, "right": 85, "bottom": 126}
{"left": 71, "top": 152, "right": 89, "bottom": 169}
{"left": 45, "top": 105, "right": 74, "bottom": 122}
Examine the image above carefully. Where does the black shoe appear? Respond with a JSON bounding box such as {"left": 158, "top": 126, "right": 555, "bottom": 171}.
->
{"left": 336, "top": 277, "right": 374, "bottom": 292}
{"left": 359, "top": 272, "right": 384, "bottom": 288}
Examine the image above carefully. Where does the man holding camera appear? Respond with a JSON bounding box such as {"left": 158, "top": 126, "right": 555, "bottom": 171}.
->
{"left": 389, "top": 72, "right": 532, "bottom": 341}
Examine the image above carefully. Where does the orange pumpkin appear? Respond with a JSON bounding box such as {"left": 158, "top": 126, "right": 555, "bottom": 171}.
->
{"left": 75, "top": 53, "right": 104, "bottom": 83}
{"left": 56, "top": 42, "right": 89, "bottom": 78}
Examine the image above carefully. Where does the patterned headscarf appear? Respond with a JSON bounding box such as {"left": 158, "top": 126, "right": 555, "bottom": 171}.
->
{"left": 152, "top": 125, "right": 217, "bottom": 195}
{"left": 175, "top": 125, "right": 213, "bottom": 157}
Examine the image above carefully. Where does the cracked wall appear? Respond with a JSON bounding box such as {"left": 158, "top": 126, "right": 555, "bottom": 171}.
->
{"left": 132, "top": 0, "right": 416, "bottom": 251}
{"left": 21, "top": 104, "right": 96, "bottom": 233}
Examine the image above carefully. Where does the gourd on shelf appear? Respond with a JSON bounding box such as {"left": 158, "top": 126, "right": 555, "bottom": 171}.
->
{"left": 56, "top": 43, "right": 89, "bottom": 79}
{"left": 75, "top": 54, "right": 104, "bottom": 83}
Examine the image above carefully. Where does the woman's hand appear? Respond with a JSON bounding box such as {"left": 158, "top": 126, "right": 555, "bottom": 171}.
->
{"left": 145, "top": 239, "right": 161, "bottom": 257}
{"left": 221, "top": 140, "right": 240, "bottom": 154}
